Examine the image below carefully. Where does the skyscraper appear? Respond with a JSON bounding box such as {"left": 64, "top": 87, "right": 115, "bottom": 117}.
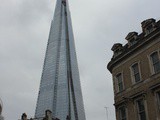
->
{"left": 35, "top": 0, "right": 86, "bottom": 120}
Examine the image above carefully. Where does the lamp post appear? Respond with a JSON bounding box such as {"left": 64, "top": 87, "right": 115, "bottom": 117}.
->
{"left": 104, "top": 107, "right": 109, "bottom": 120}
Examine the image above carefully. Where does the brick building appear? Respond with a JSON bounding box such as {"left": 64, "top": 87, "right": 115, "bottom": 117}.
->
{"left": 107, "top": 18, "right": 160, "bottom": 120}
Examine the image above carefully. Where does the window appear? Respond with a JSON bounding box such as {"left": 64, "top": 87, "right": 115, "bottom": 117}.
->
{"left": 114, "top": 49, "right": 122, "bottom": 57}
{"left": 130, "top": 39, "right": 137, "bottom": 46}
{"left": 136, "top": 99, "right": 147, "bottom": 120}
{"left": 150, "top": 51, "right": 160, "bottom": 74}
{"left": 131, "top": 63, "right": 141, "bottom": 83}
{"left": 116, "top": 73, "right": 124, "bottom": 92}
{"left": 156, "top": 91, "right": 160, "bottom": 111}
{"left": 119, "top": 106, "right": 127, "bottom": 120}
{"left": 145, "top": 25, "right": 153, "bottom": 35}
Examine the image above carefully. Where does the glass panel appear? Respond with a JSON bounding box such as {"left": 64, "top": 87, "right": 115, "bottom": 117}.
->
{"left": 132, "top": 63, "right": 141, "bottom": 83}
{"left": 119, "top": 106, "right": 127, "bottom": 120}
{"left": 137, "top": 99, "right": 146, "bottom": 120}
{"left": 135, "top": 73, "right": 140, "bottom": 83}
{"left": 150, "top": 52, "right": 160, "bottom": 73}
{"left": 116, "top": 73, "right": 123, "bottom": 92}
{"left": 151, "top": 52, "right": 159, "bottom": 63}
{"left": 118, "top": 82, "right": 123, "bottom": 92}
{"left": 154, "top": 62, "right": 160, "bottom": 73}
{"left": 139, "top": 112, "right": 146, "bottom": 120}
{"left": 157, "top": 92, "right": 160, "bottom": 111}
{"left": 132, "top": 64, "right": 138, "bottom": 73}
{"left": 130, "top": 39, "right": 137, "bottom": 46}
{"left": 137, "top": 100, "right": 145, "bottom": 112}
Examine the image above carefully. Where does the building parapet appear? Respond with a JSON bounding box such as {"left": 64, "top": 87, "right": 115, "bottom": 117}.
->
{"left": 107, "top": 18, "right": 160, "bottom": 73}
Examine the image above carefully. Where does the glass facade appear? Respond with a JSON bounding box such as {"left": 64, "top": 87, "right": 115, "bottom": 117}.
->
{"left": 35, "top": 0, "right": 86, "bottom": 120}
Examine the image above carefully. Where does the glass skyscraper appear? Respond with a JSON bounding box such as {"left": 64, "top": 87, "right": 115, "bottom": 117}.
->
{"left": 35, "top": 0, "right": 86, "bottom": 120}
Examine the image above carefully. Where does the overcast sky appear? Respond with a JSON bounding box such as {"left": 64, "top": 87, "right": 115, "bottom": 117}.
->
{"left": 0, "top": 0, "right": 160, "bottom": 120}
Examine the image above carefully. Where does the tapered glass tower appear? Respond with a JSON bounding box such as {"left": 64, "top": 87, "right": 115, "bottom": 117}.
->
{"left": 35, "top": 0, "right": 86, "bottom": 120}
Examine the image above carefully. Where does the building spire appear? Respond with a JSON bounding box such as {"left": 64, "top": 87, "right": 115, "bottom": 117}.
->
{"left": 35, "top": 0, "right": 86, "bottom": 119}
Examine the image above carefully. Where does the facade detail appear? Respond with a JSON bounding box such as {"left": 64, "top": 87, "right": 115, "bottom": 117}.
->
{"left": 149, "top": 51, "right": 160, "bottom": 74}
{"left": 130, "top": 62, "right": 141, "bottom": 84}
{"left": 0, "top": 99, "right": 4, "bottom": 120}
{"left": 35, "top": 0, "right": 86, "bottom": 120}
{"left": 118, "top": 105, "right": 127, "bottom": 120}
{"left": 107, "top": 18, "right": 160, "bottom": 120}
{"left": 136, "top": 98, "right": 147, "bottom": 120}
{"left": 115, "top": 73, "right": 124, "bottom": 93}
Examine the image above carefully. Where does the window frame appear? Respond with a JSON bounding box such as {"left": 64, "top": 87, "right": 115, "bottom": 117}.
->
{"left": 155, "top": 91, "right": 160, "bottom": 112}
{"left": 115, "top": 72, "right": 124, "bottom": 93}
{"left": 153, "top": 90, "right": 160, "bottom": 119}
{"left": 148, "top": 50, "right": 160, "bottom": 75}
{"left": 129, "top": 38, "right": 137, "bottom": 46}
{"left": 145, "top": 25, "right": 154, "bottom": 35}
{"left": 130, "top": 62, "right": 142, "bottom": 84}
{"left": 135, "top": 98, "right": 148, "bottom": 120}
{"left": 118, "top": 105, "right": 127, "bottom": 120}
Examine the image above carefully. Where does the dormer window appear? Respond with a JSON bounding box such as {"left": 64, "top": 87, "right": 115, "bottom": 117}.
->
{"left": 145, "top": 25, "right": 153, "bottom": 35}
{"left": 111, "top": 43, "right": 123, "bottom": 58}
{"left": 130, "top": 38, "right": 137, "bottom": 46}
{"left": 114, "top": 49, "right": 122, "bottom": 56}
{"left": 125, "top": 32, "right": 138, "bottom": 47}
{"left": 141, "top": 18, "right": 157, "bottom": 36}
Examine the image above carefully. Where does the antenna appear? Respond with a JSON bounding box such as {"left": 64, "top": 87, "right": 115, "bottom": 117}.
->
{"left": 104, "top": 106, "right": 109, "bottom": 120}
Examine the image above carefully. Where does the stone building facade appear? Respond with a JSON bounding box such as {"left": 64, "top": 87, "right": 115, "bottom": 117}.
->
{"left": 0, "top": 100, "right": 4, "bottom": 120}
{"left": 107, "top": 18, "right": 160, "bottom": 120}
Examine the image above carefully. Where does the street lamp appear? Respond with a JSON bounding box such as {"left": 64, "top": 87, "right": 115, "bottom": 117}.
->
{"left": 104, "top": 107, "right": 108, "bottom": 120}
